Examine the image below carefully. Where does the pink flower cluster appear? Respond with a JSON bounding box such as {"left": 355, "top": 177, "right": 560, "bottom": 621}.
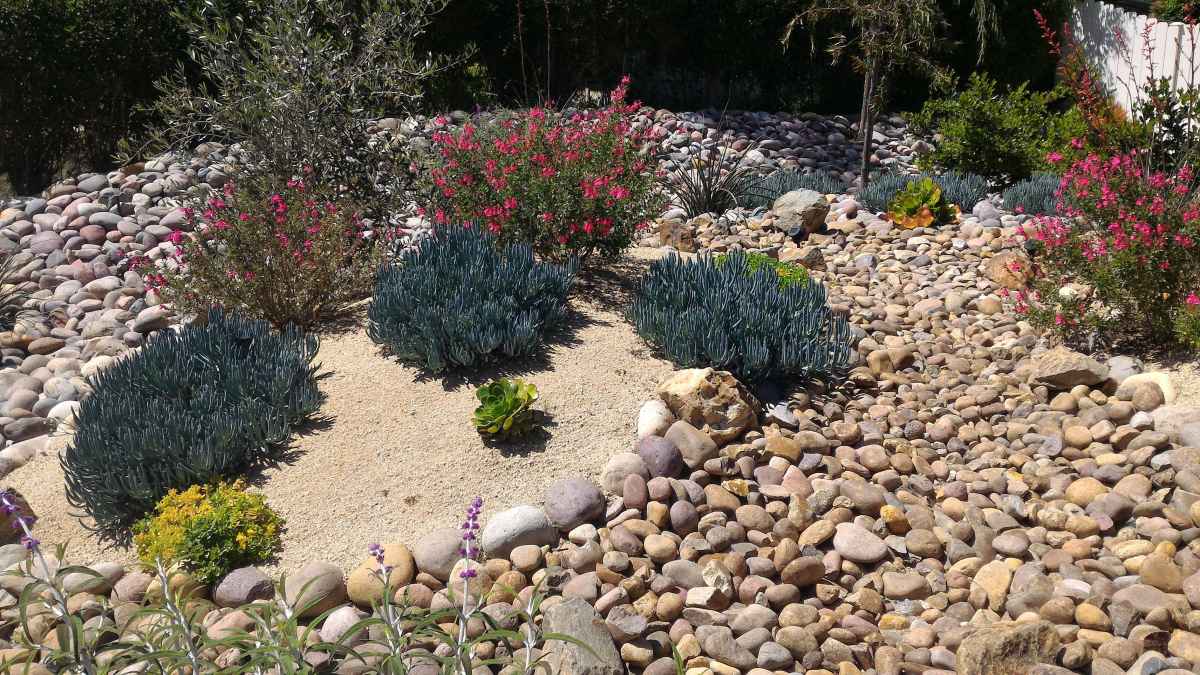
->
{"left": 1019, "top": 145, "right": 1200, "bottom": 335}
{"left": 135, "top": 176, "right": 369, "bottom": 299}
{"left": 424, "top": 76, "right": 660, "bottom": 260}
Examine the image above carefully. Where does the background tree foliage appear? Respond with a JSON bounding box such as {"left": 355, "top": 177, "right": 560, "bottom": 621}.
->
{"left": 0, "top": 0, "right": 1070, "bottom": 196}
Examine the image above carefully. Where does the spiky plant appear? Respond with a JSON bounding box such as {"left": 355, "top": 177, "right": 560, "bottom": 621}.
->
{"left": 367, "top": 226, "right": 576, "bottom": 372}
{"left": 660, "top": 145, "right": 758, "bottom": 218}
{"left": 743, "top": 170, "right": 848, "bottom": 209}
{"left": 630, "top": 251, "right": 852, "bottom": 383}
{"left": 1003, "top": 172, "right": 1061, "bottom": 215}
{"left": 934, "top": 170, "right": 990, "bottom": 210}
{"left": 62, "top": 309, "right": 323, "bottom": 540}
{"left": 0, "top": 250, "right": 30, "bottom": 331}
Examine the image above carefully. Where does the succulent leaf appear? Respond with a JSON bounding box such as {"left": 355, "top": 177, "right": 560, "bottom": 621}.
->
{"left": 473, "top": 378, "right": 540, "bottom": 439}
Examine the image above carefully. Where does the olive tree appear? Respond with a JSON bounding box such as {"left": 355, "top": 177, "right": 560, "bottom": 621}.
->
{"left": 130, "top": 0, "right": 453, "bottom": 218}
{"left": 783, "top": 0, "right": 951, "bottom": 189}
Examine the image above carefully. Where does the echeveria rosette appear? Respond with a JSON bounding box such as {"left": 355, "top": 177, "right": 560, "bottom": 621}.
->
{"left": 472, "top": 378, "right": 539, "bottom": 439}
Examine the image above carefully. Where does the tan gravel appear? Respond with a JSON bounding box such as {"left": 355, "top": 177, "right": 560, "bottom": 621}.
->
{"left": 7, "top": 253, "right": 675, "bottom": 572}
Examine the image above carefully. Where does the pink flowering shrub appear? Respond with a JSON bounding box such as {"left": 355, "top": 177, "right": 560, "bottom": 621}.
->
{"left": 1016, "top": 151, "right": 1200, "bottom": 340}
{"left": 423, "top": 77, "right": 663, "bottom": 262}
{"left": 137, "top": 175, "right": 379, "bottom": 330}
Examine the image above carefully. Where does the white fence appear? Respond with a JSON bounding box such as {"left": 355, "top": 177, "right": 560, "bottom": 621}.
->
{"left": 1070, "top": 0, "right": 1200, "bottom": 112}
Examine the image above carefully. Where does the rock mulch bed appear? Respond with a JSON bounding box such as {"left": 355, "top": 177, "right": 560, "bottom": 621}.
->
{"left": 4, "top": 188, "right": 1200, "bottom": 674}
{"left": 0, "top": 108, "right": 916, "bottom": 468}
{"left": 4, "top": 108, "right": 1200, "bottom": 674}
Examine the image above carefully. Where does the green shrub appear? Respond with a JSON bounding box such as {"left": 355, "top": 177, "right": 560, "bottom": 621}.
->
{"left": 133, "top": 481, "right": 283, "bottom": 585}
{"left": 1002, "top": 173, "right": 1060, "bottom": 215}
{"left": 368, "top": 226, "right": 576, "bottom": 372}
{"left": 1177, "top": 300, "right": 1200, "bottom": 349}
{"left": 887, "top": 177, "right": 957, "bottom": 229}
{"left": 136, "top": 0, "right": 450, "bottom": 220}
{"left": 858, "top": 172, "right": 921, "bottom": 213}
{"left": 137, "top": 175, "right": 379, "bottom": 331}
{"left": 1153, "top": 0, "right": 1193, "bottom": 21}
{"left": 629, "top": 250, "right": 851, "bottom": 383}
{"left": 717, "top": 252, "right": 809, "bottom": 288}
{"left": 934, "top": 170, "right": 989, "bottom": 209}
{"left": 908, "top": 73, "right": 1081, "bottom": 186}
{"left": 0, "top": 1, "right": 185, "bottom": 193}
{"left": 473, "top": 378, "right": 540, "bottom": 439}
{"left": 62, "top": 309, "right": 322, "bottom": 539}
{"left": 743, "top": 170, "right": 847, "bottom": 209}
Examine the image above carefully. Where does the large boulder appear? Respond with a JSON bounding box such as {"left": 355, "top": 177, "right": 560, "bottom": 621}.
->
{"left": 346, "top": 544, "right": 416, "bottom": 607}
{"left": 544, "top": 478, "right": 605, "bottom": 532}
{"left": 657, "top": 368, "right": 758, "bottom": 446}
{"left": 413, "top": 527, "right": 464, "bottom": 582}
{"left": 541, "top": 597, "right": 623, "bottom": 675}
{"left": 983, "top": 251, "right": 1032, "bottom": 290}
{"left": 600, "top": 453, "right": 649, "bottom": 495}
{"left": 281, "top": 562, "right": 346, "bottom": 618}
{"left": 637, "top": 435, "right": 684, "bottom": 478}
{"left": 480, "top": 505, "right": 557, "bottom": 558}
{"left": 771, "top": 189, "right": 829, "bottom": 237}
{"left": 956, "top": 621, "right": 1060, "bottom": 675}
{"left": 664, "top": 420, "right": 718, "bottom": 469}
{"left": 1031, "top": 347, "right": 1108, "bottom": 390}
{"left": 1154, "top": 405, "right": 1200, "bottom": 443}
{"left": 213, "top": 567, "right": 274, "bottom": 607}
{"left": 636, "top": 400, "right": 674, "bottom": 440}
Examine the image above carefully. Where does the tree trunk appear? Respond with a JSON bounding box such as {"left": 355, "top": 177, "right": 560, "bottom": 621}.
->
{"left": 859, "top": 60, "right": 876, "bottom": 190}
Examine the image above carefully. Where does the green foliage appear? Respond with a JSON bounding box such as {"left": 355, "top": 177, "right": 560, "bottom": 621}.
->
{"left": 743, "top": 170, "right": 847, "bottom": 209}
{"left": 135, "top": 0, "right": 450, "bottom": 220}
{"left": 368, "top": 226, "right": 576, "bottom": 373}
{"left": 133, "top": 482, "right": 283, "bottom": 585}
{"left": 887, "top": 177, "right": 956, "bottom": 229}
{"left": 630, "top": 250, "right": 851, "bottom": 383}
{"left": 422, "top": 0, "right": 848, "bottom": 111}
{"left": 472, "top": 378, "right": 540, "bottom": 439}
{"left": 1002, "top": 172, "right": 1060, "bottom": 215}
{"left": 934, "top": 170, "right": 989, "bottom": 209}
{"left": 717, "top": 252, "right": 810, "bottom": 289}
{"left": 139, "top": 176, "right": 380, "bottom": 331}
{"left": 62, "top": 309, "right": 322, "bottom": 540}
{"left": 1176, "top": 304, "right": 1200, "bottom": 349}
{"left": 1153, "top": 0, "right": 1194, "bottom": 21}
{"left": 0, "top": 0, "right": 185, "bottom": 193}
{"left": 909, "top": 73, "right": 1081, "bottom": 185}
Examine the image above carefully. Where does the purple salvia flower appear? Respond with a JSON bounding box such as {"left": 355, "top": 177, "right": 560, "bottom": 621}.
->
{"left": 368, "top": 543, "right": 384, "bottom": 563}
{"left": 20, "top": 535, "right": 37, "bottom": 551}
{"left": 458, "top": 496, "right": 483, "bottom": 579}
